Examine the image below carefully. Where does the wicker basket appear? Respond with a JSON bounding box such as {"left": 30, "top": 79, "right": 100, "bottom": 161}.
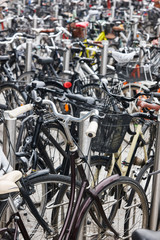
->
{"left": 67, "top": 22, "right": 87, "bottom": 39}
{"left": 91, "top": 113, "right": 131, "bottom": 154}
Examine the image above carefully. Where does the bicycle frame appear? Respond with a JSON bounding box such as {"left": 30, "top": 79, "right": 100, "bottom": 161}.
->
{"left": 79, "top": 31, "right": 106, "bottom": 58}
{"left": 58, "top": 141, "right": 120, "bottom": 239}
{"left": 0, "top": 195, "right": 30, "bottom": 240}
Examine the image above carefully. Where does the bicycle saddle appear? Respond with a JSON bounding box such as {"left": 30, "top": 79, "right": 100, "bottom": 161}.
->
{"left": 132, "top": 229, "right": 160, "bottom": 240}
{"left": 112, "top": 51, "right": 136, "bottom": 64}
{"left": 0, "top": 56, "right": 10, "bottom": 62}
{"left": 75, "top": 22, "right": 89, "bottom": 28}
{"left": 0, "top": 171, "right": 22, "bottom": 195}
{"left": 112, "top": 24, "right": 125, "bottom": 32}
{"left": 106, "top": 33, "right": 116, "bottom": 40}
{"left": 33, "top": 55, "right": 53, "bottom": 65}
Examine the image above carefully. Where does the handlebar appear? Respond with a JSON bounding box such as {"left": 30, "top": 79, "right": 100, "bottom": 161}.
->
{"left": 48, "top": 26, "right": 72, "bottom": 38}
{"left": 102, "top": 78, "right": 160, "bottom": 103}
{"left": 0, "top": 32, "right": 35, "bottom": 44}
{"left": 4, "top": 99, "right": 99, "bottom": 139}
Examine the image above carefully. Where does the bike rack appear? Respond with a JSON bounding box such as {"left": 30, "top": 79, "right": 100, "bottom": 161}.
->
{"left": 133, "top": 18, "right": 138, "bottom": 40}
{"left": 33, "top": 12, "right": 37, "bottom": 29}
{"left": 100, "top": 40, "right": 109, "bottom": 76}
{"left": 63, "top": 39, "right": 71, "bottom": 73}
{"left": 25, "top": 39, "right": 32, "bottom": 83}
{"left": 55, "top": 4, "right": 59, "bottom": 19}
{"left": 79, "top": 112, "right": 91, "bottom": 179}
{"left": 157, "top": 18, "right": 160, "bottom": 38}
{"left": 78, "top": 112, "right": 91, "bottom": 161}
{"left": 3, "top": 111, "right": 17, "bottom": 169}
{"left": 130, "top": 5, "right": 134, "bottom": 20}
{"left": 149, "top": 112, "right": 160, "bottom": 230}
{"left": 17, "top": 4, "right": 21, "bottom": 16}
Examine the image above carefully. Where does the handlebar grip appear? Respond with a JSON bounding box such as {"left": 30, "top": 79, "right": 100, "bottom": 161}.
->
{"left": 65, "top": 93, "right": 95, "bottom": 105}
{"left": 23, "top": 33, "right": 35, "bottom": 39}
{"left": 151, "top": 92, "right": 160, "bottom": 98}
{"left": 137, "top": 100, "right": 160, "bottom": 111}
{"left": 86, "top": 116, "right": 99, "bottom": 138}
{"left": 5, "top": 104, "right": 33, "bottom": 118}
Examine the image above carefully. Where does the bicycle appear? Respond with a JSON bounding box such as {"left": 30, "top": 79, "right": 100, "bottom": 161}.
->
{"left": 5, "top": 92, "right": 150, "bottom": 239}
{"left": 131, "top": 99, "right": 160, "bottom": 240}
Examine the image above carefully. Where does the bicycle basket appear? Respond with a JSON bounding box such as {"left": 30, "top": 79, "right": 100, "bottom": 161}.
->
{"left": 116, "top": 62, "right": 154, "bottom": 82}
{"left": 91, "top": 113, "right": 132, "bottom": 154}
{"left": 67, "top": 22, "right": 87, "bottom": 39}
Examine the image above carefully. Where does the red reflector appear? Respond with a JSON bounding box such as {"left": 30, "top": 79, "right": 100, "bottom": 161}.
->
{"left": 63, "top": 82, "right": 72, "bottom": 88}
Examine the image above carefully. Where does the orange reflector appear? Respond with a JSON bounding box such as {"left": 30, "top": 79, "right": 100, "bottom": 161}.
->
{"left": 65, "top": 104, "right": 69, "bottom": 112}
{"left": 63, "top": 82, "right": 72, "bottom": 88}
{"left": 123, "top": 81, "right": 128, "bottom": 85}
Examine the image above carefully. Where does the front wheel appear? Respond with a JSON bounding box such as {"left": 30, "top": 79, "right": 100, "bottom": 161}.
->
{"left": 76, "top": 176, "right": 149, "bottom": 240}
{"left": 0, "top": 173, "right": 74, "bottom": 239}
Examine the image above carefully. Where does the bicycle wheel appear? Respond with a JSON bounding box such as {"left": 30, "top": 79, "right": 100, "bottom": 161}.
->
{"left": 90, "top": 155, "right": 121, "bottom": 186}
{"left": 76, "top": 176, "right": 149, "bottom": 240}
{"left": 0, "top": 173, "right": 73, "bottom": 239}
{"left": 81, "top": 83, "right": 109, "bottom": 100}
{"left": 17, "top": 71, "right": 36, "bottom": 86}
{"left": 120, "top": 119, "right": 155, "bottom": 178}
{"left": 0, "top": 83, "right": 26, "bottom": 149}
{"left": 16, "top": 119, "right": 68, "bottom": 174}
{"left": 136, "top": 158, "right": 154, "bottom": 210}
{"left": 39, "top": 121, "right": 69, "bottom": 174}
{"left": 122, "top": 83, "right": 148, "bottom": 113}
{"left": 0, "top": 83, "right": 26, "bottom": 110}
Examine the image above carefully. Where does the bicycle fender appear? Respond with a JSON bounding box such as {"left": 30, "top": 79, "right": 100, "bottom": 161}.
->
{"left": 25, "top": 169, "right": 50, "bottom": 181}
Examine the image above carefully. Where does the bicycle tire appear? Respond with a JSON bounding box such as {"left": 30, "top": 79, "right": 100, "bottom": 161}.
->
{"left": 136, "top": 158, "right": 154, "bottom": 209}
{"left": 38, "top": 121, "right": 69, "bottom": 174}
{"left": 90, "top": 155, "right": 121, "bottom": 186}
{"left": 76, "top": 176, "right": 149, "bottom": 240}
{"left": 0, "top": 173, "right": 74, "bottom": 239}
{"left": 0, "top": 82, "right": 26, "bottom": 110}
{"left": 16, "top": 119, "right": 69, "bottom": 174}
{"left": 120, "top": 119, "right": 155, "bottom": 178}
{"left": 122, "top": 83, "right": 149, "bottom": 113}
{"left": 81, "top": 83, "right": 109, "bottom": 100}
{"left": 50, "top": 156, "right": 121, "bottom": 234}
{"left": 17, "top": 71, "right": 36, "bottom": 86}
{"left": 0, "top": 82, "right": 27, "bottom": 149}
